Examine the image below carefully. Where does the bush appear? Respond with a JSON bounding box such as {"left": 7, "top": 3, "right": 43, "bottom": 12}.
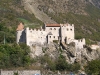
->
{"left": 53, "top": 40, "right": 58, "bottom": 44}
{"left": 0, "top": 43, "right": 31, "bottom": 68}
{"left": 85, "top": 59, "right": 100, "bottom": 75}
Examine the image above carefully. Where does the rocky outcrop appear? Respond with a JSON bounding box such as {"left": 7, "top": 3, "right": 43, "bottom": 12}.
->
{"left": 30, "top": 42, "right": 100, "bottom": 65}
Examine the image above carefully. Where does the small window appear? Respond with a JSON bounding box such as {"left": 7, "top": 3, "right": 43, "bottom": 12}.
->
{"left": 50, "top": 36, "right": 51, "bottom": 38}
{"left": 70, "top": 29, "right": 72, "bottom": 31}
{"left": 54, "top": 28, "right": 56, "bottom": 30}
{"left": 50, "top": 28, "right": 52, "bottom": 30}
{"left": 81, "top": 39, "right": 82, "bottom": 42}
{"left": 54, "top": 36, "right": 55, "bottom": 38}
{"left": 67, "top": 28, "right": 69, "bottom": 31}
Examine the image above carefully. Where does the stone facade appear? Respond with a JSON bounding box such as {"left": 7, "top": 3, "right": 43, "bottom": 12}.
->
{"left": 16, "top": 23, "right": 85, "bottom": 49}
{"left": 0, "top": 70, "right": 40, "bottom": 75}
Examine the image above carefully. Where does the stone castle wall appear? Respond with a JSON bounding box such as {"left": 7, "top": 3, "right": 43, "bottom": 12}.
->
{"left": 16, "top": 23, "right": 85, "bottom": 50}
{"left": 0, "top": 70, "right": 40, "bottom": 75}
{"left": 26, "top": 27, "right": 47, "bottom": 46}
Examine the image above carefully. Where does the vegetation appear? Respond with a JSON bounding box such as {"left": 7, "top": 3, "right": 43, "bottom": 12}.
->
{"left": 39, "top": 54, "right": 80, "bottom": 72}
{"left": 0, "top": 0, "right": 100, "bottom": 72}
{"left": 45, "top": 4, "right": 100, "bottom": 44}
{"left": 0, "top": 43, "right": 32, "bottom": 69}
{"left": 14, "top": 71, "right": 18, "bottom": 75}
{"left": 0, "top": 0, "right": 43, "bottom": 44}
{"left": 53, "top": 40, "right": 58, "bottom": 44}
{"left": 85, "top": 59, "right": 100, "bottom": 75}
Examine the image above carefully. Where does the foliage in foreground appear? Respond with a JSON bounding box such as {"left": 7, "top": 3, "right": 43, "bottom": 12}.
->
{"left": 39, "top": 54, "right": 80, "bottom": 72}
{"left": 0, "top": 43, "right": 31, "bottom": 69}
{"left": 85, "top": 59, "right": 100, "bottom": 75}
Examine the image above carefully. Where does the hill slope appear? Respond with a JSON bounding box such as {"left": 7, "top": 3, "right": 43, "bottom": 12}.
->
{"left": 22, "top": 0, "right": 100, "bottom": 42}
{"left": 0, "top": 0, "right": 43, "bottom": 43}
{"left": 0, "top": 0, "right": 100, "bottom": 43}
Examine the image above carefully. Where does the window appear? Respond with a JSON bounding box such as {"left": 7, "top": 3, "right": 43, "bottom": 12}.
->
{"left": 70, "top": 29, "right": 72, "bottom": 31}
{"left": 81, "top": 39, "right": 82, "bottom": 42}
{"left": 50, "top": 36, "right": 51, "bottom": 38}
{"left": 54, "top": 28, "right": 56, "bottom": 30}
{"left": 50, "top": 28, "right": 52, "bottom": 30}
{"left": 67, "top": 28, "right": 69, "bottom": 31}
{"left": 54, "top": 36, "right": 55, "bottom": 38}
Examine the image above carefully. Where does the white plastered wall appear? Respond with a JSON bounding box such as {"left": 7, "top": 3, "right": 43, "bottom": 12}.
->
{"left": 60, "top": 24, "right": 74, "bottom": 44}
{"left": 46, "top": 26, "right": 60, "bottom": 43}
{"left": 73, "top": 38, "right": 85, "bottom": 50}
{"left": 26, "top": 27, "right": 47, "bottom": 46}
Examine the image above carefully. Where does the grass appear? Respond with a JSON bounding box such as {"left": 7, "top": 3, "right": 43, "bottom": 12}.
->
{"left": 0, "top": 0, "right": 43, "bottom": 44}
{"left": 17, "top": 18, "right": 30, "bottom": 24}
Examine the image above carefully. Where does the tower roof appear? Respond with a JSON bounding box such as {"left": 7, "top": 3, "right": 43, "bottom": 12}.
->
{"left": 16, "top": 23, "right": 24, "bottom": 31}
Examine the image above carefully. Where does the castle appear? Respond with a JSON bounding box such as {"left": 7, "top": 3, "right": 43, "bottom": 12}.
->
{"left": 16, "top": 23, "right": 85, "bottom": 49}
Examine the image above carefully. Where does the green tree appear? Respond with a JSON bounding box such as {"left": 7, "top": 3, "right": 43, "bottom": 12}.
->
{"left": 56, "top": 55, "right": 68, "bottom": 71}
{"left": 85, "top": 60, "right": 100, "bottom": 75}
{"left": 0, "top": 43, "right": 31, "bottom": 68}
{"left": 70, "top": 63, "right": 80, "bottom": 72}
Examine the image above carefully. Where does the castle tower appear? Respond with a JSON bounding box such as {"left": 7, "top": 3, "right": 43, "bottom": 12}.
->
{"left": 16, "top": 22, "right": 24, "bottom": 44}
{"left": 60, "top": 24, "right": 74, "bottom": 44}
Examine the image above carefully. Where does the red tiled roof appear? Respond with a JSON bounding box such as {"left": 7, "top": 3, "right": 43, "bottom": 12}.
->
{"left": 46, "top": 24, "right": 60, "bottom": 27}
{"left": 16, "top": 23, "right": 24, "bottom": 31}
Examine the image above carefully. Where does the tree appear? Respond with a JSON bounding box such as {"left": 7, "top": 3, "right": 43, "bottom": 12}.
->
{"left": 85, "top": 59, "right": 100, "bottom": 75}
{"left": 69, "top": 63, "right": 80, "bottom": 72}
{"left": 56, "top": 55, "right": 68, "bottom": 71}
{"left": 0, "top": 43, "right": 31, "bottom": 68}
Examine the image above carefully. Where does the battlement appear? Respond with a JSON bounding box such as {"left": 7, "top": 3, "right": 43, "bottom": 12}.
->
{"left": 60, "top": 23, "right": 74, "bottom": 27}
{"left": 17, "top": 23, "right": 85, "bottom": 49}
{"left": 26, "top": 27, "right": 45, "bottom": 32}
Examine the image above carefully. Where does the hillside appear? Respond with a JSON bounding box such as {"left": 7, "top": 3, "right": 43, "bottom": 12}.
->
{"left": 22, "top": 0, "right": 100, "bottom": 43}
{"left": 90, "top": 0, "right": 100, "bottom": 8}
{"left": 0, "top": 0, "right": 100, "bottom": 73}
{"left": 0, "top": 0, "right": 43, "bottom": 43}
{"left": 0, "top": 0, "right": 100, "bottom": 43}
